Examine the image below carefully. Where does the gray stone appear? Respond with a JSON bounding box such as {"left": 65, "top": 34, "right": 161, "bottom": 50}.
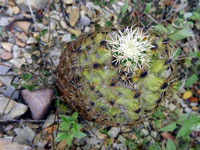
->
{"left": 61, "top": 34, "right": 71, "bottom": 42}
{"left": 15, "top": 0, "right": 49, "bottom": 12}
{"left": 108, "top": 127, "right": 120, "bottom": 138}
{"left": 86, "top": 137, "right": 103, "bottom": 145}
{"left": 0, "top": 63, "right": 11, "bottom": 74}
{"left": 22, "top": 88, "right": 54, "bottom": 120}
{"left": 151, "top": 131, "right": 157, "bottom": 138}
{"left": 169, "top": 103, "right": 176, "bottom": 111}
{"left": 185, "top": 107, "right": 192, "bottom": 113}
{"left": 73, "top": 137, "right": 86, "bottom": 146}
{"left": 14, "top": 127, "right": 36, "bottom": 144}
{"left": 0, "top": 95, "right": 28, "bottom": 119}
{"left": 4, "top": 86, "right": 20, "bottom": 99}
{"left": 0, "top": 74, "right": 14, "bottom": 87}
{"left": 115, "top": 143, "right": 127, "bottom": 150}
{"left": 80, "top": 15, "right": 91, "bottom": 26}
{"left": 0, "top": 17, "right": 9, "bottom": 26}
{"left": 82, "top": 144, "right": 91, "bottom": 150}
{"left": 117, "top": 135, "right": 126, "bottom": 143}
{"left": 141, "top": 129, "right": 149, "bottom": 136}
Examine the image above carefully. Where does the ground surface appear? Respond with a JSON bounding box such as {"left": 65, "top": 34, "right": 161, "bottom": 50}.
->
{"left": 0, "top": 0, "right": 199, "bottom": 150}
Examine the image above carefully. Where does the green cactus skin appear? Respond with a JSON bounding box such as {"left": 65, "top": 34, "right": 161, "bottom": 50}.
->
{"left": 57, "top": 27, "right": 178, "bottom": 126}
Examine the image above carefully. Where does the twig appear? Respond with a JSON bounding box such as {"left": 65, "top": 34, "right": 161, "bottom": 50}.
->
{"left": 27, "top": 0, "right": 37, "bottom": 29}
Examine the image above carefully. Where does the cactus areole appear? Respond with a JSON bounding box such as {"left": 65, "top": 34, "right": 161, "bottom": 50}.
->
{"left": 57, "top": 27, "right": 178, "bottom": 126}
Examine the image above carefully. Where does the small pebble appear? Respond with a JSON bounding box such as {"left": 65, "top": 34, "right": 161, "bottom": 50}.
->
{"left": 108, "top": 127, "right": 120, "bottom": 138}
{"left": 13, "top": 6, "right": 20, "bottom": 14}
{"left": 185, "top": 107, "right": 192, "bottom": 113}
{"left": 190, "top": 103, "right": 198, "bottom": 107}
{"left": 169, "top": 103, "right": 176, "bottom": 111}
{"left": 141, "top": 128, "right": 149, "bottom": 136}
{"left": 192, "top": 106, "right": 198, "bottom": 111}
{"left": 0, "top": 51, "right": 13, "bottom": 60}
{"left": 2, "top": 42, "right": 13, "bottom": 52}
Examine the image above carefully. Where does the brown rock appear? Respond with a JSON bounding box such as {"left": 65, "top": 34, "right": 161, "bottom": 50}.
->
{"left": 0, "top": 140, "right": 31, "bottom": 150}
{"left": 15, "top": 21, "right": 31, "bottom": 34}
{"left": 22, "top": 88, "right": 54, "bottom": 120}
{"left": 0, "top": 51, "right": 12, "bottom": 60}
{"left": 2, "top": 42, "right": 13, "bottom": 52}
{"left": 69, "top": 7, "right": 79, "bottom": 27}
{"left": 13, "top": 6, "right": 20, "bottom": 14}
{"left": 16, "top": 39, "right": 26, "bottom": 47}
{"left": 161, "top": 132, "right": 174, "bottom": 141}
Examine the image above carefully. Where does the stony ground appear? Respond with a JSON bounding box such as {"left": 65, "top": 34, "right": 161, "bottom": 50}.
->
{"left": 0, "top": 0, "right": 199, "bottom": 150}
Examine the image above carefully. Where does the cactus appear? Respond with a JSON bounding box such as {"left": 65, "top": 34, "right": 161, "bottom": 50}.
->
{"left": 57, "top": 27, "right": 178, "bottom": 126}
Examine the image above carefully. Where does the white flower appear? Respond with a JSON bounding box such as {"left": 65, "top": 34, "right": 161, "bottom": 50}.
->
{"left": 107, "top": 27, "right": 153, "bottom": 72}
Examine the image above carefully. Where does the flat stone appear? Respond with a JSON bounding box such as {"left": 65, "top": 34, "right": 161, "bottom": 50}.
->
{"left": 86, "top": 137, "right": 103, "bottom": 145}
{"left": 60, "top": 20, "right": 68, "bottom": 29}
{"left": 3, "top": 86, "right": 20, "bottom": 100}
{"left": 14, "top": 127, "right": 36, "bottom": 144}
{"left": 15, "top": 21, "right": 31, "bottom": 34}
{"left": 63, "top": 0, "right": 74, "bottom": 4}
{"left": 0, "top": 51, "right": 12, "bottom": 60}
{"left": 69, "top": 7, "right": 79, "bottom": 27}
{"left": 141, "top": 128, "right": 149, "bottom": 136}
{"left": 26, "top": 37, "right": 36, "bottom": 44}
{"left": 61, "top": 34, "right": 71, "bottom": 42}
{"left": 16, "top": 39, "right": 26, "bottom": 47}
{"left": 0, "top": 63, "right": 11, "bottom": 74}
{"left": 108, "top": 127, "right": 120, "bottom": 138}
{"left": 80, "top": 15, "right": 91, "bottom": 26}
{"left": 0, "top": 17, "right": 9, "bottom": 26}
{"left": 15, "top": 0, "right": 49, "bottom": 12}
{"left": 117, "top": 135, "right": 126, "bottom": 143}
{"left": 13, "top": 6, "right": 20, "bottom": 14}
{"left": 115, "top": 143, "right": 127, "bottom": 150}
{"left": 2, "top": 42, "right": 13, "bottom": 52}
{"left": 0, "top": 74, "right": 13, "bottom": 87}
{"left": 169, "top": 103, "right": 176, "bottom": 111}
{"left": 0, "top": 139, "right": 32, "bottom": 150}
{"left": 16, "top": 32, "right": 28, "bottom": 43}
{"left": 0, "top": 95, "right": 28, "bottom": 120}
{"left": 22, "top": 88, "right": 54, "bottom": 120}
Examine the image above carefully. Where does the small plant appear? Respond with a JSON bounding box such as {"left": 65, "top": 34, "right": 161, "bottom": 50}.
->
{"left": 160, "top": 113, "right": 200, "bottom": 150}
{"left": 56, "top": 112, "right": 86, "bottom": 149}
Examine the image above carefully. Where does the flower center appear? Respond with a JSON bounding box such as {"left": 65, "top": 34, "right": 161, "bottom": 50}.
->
{"left": 107, "top": 27, "right": 153, "bottom": 72}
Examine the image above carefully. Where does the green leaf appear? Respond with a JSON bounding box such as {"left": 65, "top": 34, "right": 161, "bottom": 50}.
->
{"left": 73, "top": 131, "right": 86, "bottom": 138}
{"left": 21, "top": 73, "right": 32, "bottom": 81}
{"left": 41, "top": 29, "right": 48, "bottom": 36}
{"left": 177, "top": 124, "right": 192, "bottom": 138}
{"left": 190, "top": 12, "right": 200, "bottom": 20}
{"left": 56, "top": 132, "right": 69, "bottom": 141}
{"left": 177, "top": 114, "right": 189, "bottom": 124}
{"left": 71, "top": 112, "right": 78, "bottom": 121}
{"left": 59, "top": 121, "right": 70, "bottom": 131}
{"left": 121, "top": 1, "right": 129, "bottom": 15}
{"left": 60, "top": 114, "right": 71, "bottom": 122}
{"left": 153, "top": 24, "right": 168, "bottom": 34}
{"left": 66, "top": 134, "right": 73, "bottom": 148}
{"left": 184, "top": 12, "right": 193, "bottom": 19}
{"left": 169, "top": 28, "right": 194, "bottom": 41}
{"left": 189, "top": 52, "right": 200, "bottom": 58}
{"left": 144, "top": 2, "right": 151, "bottom": 13}
{"left": 148, "top": 143, "right": 162, "bottom": 150}
{"left": 166, "top": 139, "right": 176, "bottom": 150}
{"left": 185, "top": 74, "right": 198, "bottom": 88}
{"left": 160, "top": 122, "right": 177, "bottom": 132}
{"left": 105, "top": 21, "right": 113, "bottom": 27}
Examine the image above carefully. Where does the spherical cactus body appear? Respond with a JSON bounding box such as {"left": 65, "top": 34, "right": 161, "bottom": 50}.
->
{"left": 57, "top": 27, "right": 178, "bottom": 126}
